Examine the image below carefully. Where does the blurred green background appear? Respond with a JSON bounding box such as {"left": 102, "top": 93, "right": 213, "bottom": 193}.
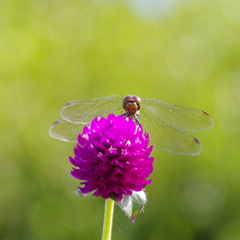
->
{"left": 1, "top": 0, "right": 240, "bottom": 239}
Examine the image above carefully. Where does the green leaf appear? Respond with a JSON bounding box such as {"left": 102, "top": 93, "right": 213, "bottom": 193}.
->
{"left": 111, "top": 190, "right": 147, "bottom": 222}
{"left": 75, "top": 189, "right": 87, "bottom": 197}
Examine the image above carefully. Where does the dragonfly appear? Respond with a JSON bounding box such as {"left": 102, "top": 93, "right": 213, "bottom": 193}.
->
{"left": 49, "top": 95, "right": 214, "bottom": 155}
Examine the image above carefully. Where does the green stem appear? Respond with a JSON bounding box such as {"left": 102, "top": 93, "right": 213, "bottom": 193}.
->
{"left": 102, "top": 198, "right": 114, "bottom": 240}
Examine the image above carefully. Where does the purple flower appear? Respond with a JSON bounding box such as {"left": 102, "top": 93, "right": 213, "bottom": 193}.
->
{"left": 69, "top": 114, "right": 154, "bottom": 201}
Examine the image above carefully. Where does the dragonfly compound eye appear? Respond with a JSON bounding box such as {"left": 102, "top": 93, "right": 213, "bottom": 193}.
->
{"left": 122, "top": 95, "right": 141, "bottom": 114}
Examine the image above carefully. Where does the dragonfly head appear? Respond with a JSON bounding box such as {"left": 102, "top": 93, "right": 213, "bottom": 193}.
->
{"left": 122, "top": 95, "right": 141, "bottom": 115}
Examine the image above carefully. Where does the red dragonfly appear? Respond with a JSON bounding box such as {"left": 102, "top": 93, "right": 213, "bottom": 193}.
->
{"left": 49, "top": 95, "right": 214, "bottom": 155}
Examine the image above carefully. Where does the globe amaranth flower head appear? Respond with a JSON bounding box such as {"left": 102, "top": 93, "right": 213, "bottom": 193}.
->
{"left": 69, "top": 114, "right": 154, "bottom": 201}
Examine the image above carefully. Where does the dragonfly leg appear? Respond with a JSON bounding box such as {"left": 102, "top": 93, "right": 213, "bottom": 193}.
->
{"left": 121, "top": 113, "right": 140, "bottom": 125}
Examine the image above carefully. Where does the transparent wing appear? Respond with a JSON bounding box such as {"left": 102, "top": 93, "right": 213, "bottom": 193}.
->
{"left": 139, "top": 111, "right": 202, "bottom": 155}
{"left": 60, "top": 95, "right": 124, "bottom": 123}
{"left": 49, "top": 95, "right": 212, "bottom": 154}
{"left": 49, "top": 119, "right": 86, "bottom": 142}
{"left": 141, "top": 98, "right": 214, "bottom": 132}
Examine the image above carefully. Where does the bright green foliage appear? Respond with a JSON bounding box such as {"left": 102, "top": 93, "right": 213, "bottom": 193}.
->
{"left": 1, "top": 0, "right": 240, "bottom": 239}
